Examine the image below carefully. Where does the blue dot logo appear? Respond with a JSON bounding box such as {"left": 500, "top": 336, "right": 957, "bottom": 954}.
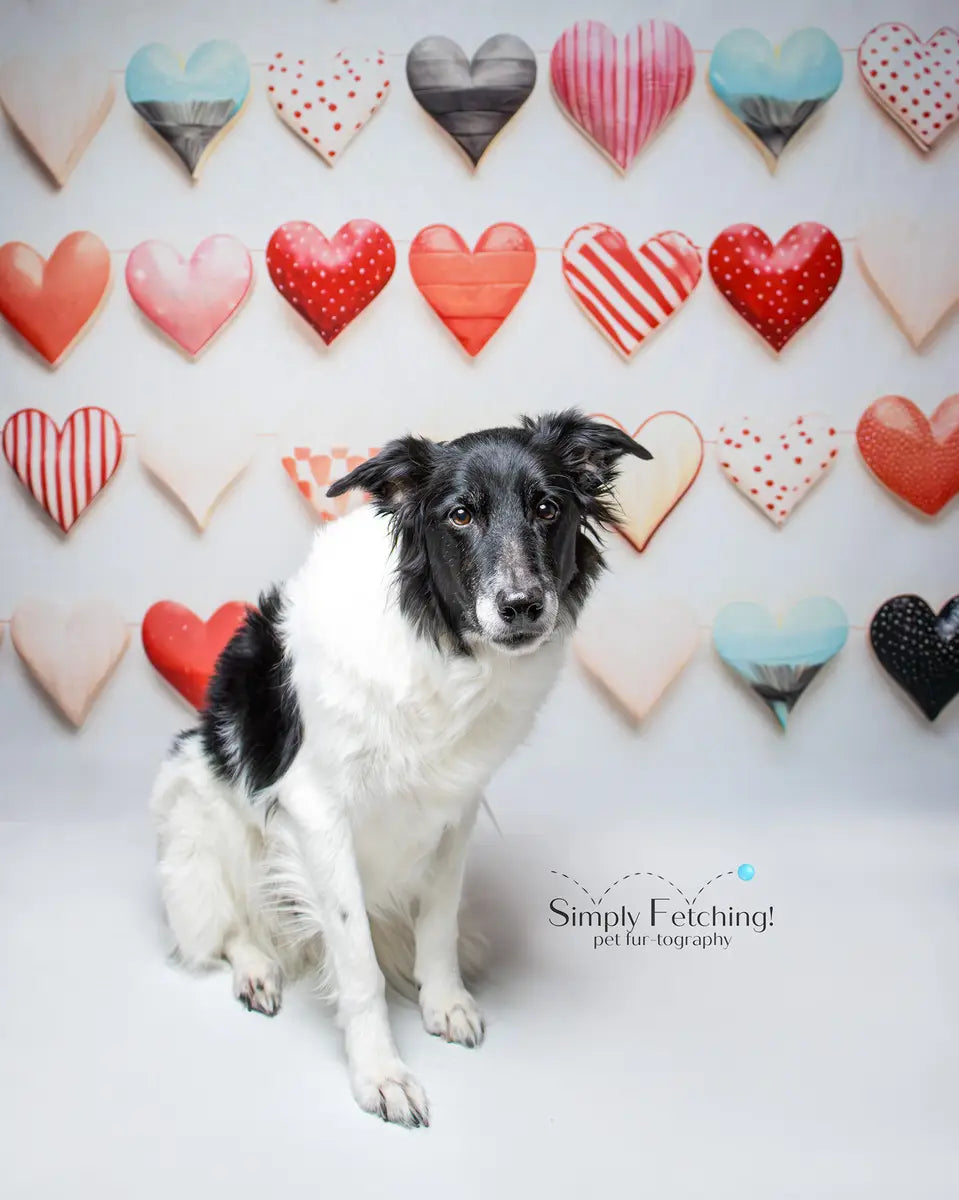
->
{"left": 737, "top": 863, "right": 755, "bottom": 881}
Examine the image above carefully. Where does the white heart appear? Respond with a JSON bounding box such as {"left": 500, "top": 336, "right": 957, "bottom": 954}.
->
{"left": 717, "top": 414, "right": 840, "bottom": 527}
{"left": 11, "top": 599, "right": 129, "bottom": 726}
{"left": 0, "top": 55, "right": 115, "bottom": 185}
{"left": 266, "top": 48, "right": 391, "bottom": 165}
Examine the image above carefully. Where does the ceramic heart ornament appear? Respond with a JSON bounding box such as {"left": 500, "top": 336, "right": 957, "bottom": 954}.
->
{"left": 0, "top": 231, "right": 110, "bottom": 365}
{"left": 718, "top": 414, "right": 840, "bottom": 526}
{"left": 858, "top": 24, "right": 959, "bottom": 151}
{"left": 406, "top": 34, "right": 536, "bottom": 166}
{"left": 3, "top": 407, "right": 123, "bottom": 533}
{"left": 590, "top": 412, "right": 702, "bottom": 550}
{"left": 267, "top": 49, "right": 390, "bottom": 165}
{"left": 11, "top": 599, "right": 129, "bottom": 727}
{"left": 0, "top": 55, "right": 115, "bottom": 185}
{"left": 125, "top": 235, "right": 252, "bottom": 357}
{"left": 408, "top": 223, "right": 535, "bottom": 355}
{"left": 709, "top": 223, "right": 842, "bottom": 352}
{"left": 125, "top": 40, "right": 250, "bottom": 177}
{"left": 708, "top": 28, "right": 843, "bottom": 169}
{"left": 562, "top": 225, "right": 701, "bottom": 357}
{"left": 870, "top": 595, "right": 959, "bottom": 721}
{"left": 142, "top": 600, "right": 252, "bottom": 709}
{"left": 281, "top": 444, "right": 379, "bottom": 521}
{"left": 551, "top": 20, "right": 695, "bottom": 171}
{"left": 856, "top": 395, "right": 959, "bottom": 516}
{"left": 266, "top": 220, "right": 395, "bottom": 345}
{"left": 713, "top": 598, "right": 849, "bottom": 729}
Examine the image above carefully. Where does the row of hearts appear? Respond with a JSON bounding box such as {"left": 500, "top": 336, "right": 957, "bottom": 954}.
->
{"left": 1, "top": 593, "right": 955, "bottom": 728}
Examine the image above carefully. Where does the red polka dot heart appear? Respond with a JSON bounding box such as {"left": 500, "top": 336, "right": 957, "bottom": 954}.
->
{"left": 708, "top": 223, "right": 843, "bottom": 352}
{"left": 266, "top": 221, "right": 396, "bottom": 345}
{"left": 858, "top": 24, "right": 959, "bottom": 151}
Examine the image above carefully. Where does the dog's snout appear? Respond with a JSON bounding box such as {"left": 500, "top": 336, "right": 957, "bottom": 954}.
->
{"left": 496, "top": 587, "right": 545, "bottom": 625}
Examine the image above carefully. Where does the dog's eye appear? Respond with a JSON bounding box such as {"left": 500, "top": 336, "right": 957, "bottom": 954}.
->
{"left": 535, "top": 499, "right": 560, "bottom": 522}
{"left": 448, "top": 505, "right": 472, "bottom": 527}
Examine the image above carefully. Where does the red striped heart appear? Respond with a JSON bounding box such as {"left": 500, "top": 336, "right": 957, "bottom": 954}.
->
{"left": 2, "top": 406, "right": 122, "bottom": 532}
{"left": 142, "top": 600, "right": 252, "bottom": 710}
{"left": 562, "top": 225, "right": 701, "bottom": 357}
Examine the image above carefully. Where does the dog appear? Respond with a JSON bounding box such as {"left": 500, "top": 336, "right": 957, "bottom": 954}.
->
{"left": 149, "top": 409, "right": 650, "bottom": 1126}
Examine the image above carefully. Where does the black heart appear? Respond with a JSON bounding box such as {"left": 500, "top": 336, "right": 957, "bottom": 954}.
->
{"left": 406, "top": 33, "right": 537, "bottom": 165}
{"left": 870, "top": 594, "right": 959, "bottom": 721}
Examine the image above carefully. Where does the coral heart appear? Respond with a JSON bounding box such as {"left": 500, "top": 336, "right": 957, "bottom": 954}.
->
{"left": 708, "top": 28, "right": 843, "bottom": 168}
{"left": 266, "top": 48, "right": 390, "bottom": 166}
{"left": 713, "top": 598, "right": 849, "bottom": 729}
{"left": 858, "top": 24, "right": 959, "bottom": 151}
{"left": 718, "top": 414, "right": 840, "bottom": 526}
{"left": 870, "top": 595, "right": 959, "bottom": 721}
{"left": 125, "top": 40, "right": 250, "bottom": 177}
{"left": 10, "top": 599, "right": 129, "bottom": 727}
{"left": 550, "top": 20, "right": 694, "bottom": 171}
{"left": 408, "top": 223, "right": 536, "bottom": 356}
{"left": 856, "top": 395, "right": 959, "bottom": 516}
{"left": 562, "top": 225, "right": 701, "bottom": 357}
{"left": 2, "top": 407, "right": 123, "bottom": 532}
{"left": 0, "top": 55, "right": 115, "bottom": 185}
{"left": 266, "top": 220, "right": 395, "bottom": 345}
{"left": 142, "top": 601, "right": 252, "bottom": 710}
{"left": 708, "top": 223, "right": 842, "bottom": 351}
{"left": 590, "top": 412, "right": 703, "bottom": 550}
{"left": 125, "top": 235, "right": 252, "bottom": 357}
{"left": 281, "top": 444, "right": 379, "bottom": 521}
{"left": 0, "top": 231, "right": 110, "bottom": 365}
{"left": 406, "top": 34, "right": 536, "bottom": 166}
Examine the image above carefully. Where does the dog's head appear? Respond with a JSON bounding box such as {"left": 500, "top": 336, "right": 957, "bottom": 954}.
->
{"left": 327, "top": 410, "right": 651, "bottom": 655}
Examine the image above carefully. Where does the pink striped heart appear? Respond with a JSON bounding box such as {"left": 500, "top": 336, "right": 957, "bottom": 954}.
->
{"left": 562, "top": 225, "right": 702, "bottom": 357}
{"left": 550, "top": 20, "right": 695, "bottom": 171}
{"left": 2, "top": 406, "right": 122, "bottom": 532}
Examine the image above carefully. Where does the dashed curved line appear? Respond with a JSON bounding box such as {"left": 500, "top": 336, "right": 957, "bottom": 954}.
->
{"left": 601, "top": 872, "right": 689, "bottom": 905}
{"left": 549, "top": 870, "right": 600, "bottom": 905}
{"left": 691, "top": 870, "right": 735, "bottom": 905}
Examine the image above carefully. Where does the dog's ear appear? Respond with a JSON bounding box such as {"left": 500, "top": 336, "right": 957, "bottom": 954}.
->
{"left": 326, "top": 436, "right": 437, "bottom": 512}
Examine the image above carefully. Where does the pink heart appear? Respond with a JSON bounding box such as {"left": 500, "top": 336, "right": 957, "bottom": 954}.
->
{"left": 858, "top": 24, "right": 959, "bottom": 151}
{"left": 550, "top": 20, "right": 694, "bottom": 171}
{"left": 125, "top": 235, "right": 252, "bottom": 357}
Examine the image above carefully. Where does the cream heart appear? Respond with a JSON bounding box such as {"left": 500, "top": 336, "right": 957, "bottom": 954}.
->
{"left": 718, "top": 414, "right": 840, "bottom": 526}
{"left": 592, "top": 412, "right": 703, "bottom": 550}
{"left": 266, "top": 48, "right": 391, "bottom": 165}
{"left": 0, "top": 55, "right": 115, "bottom": 185}
{"left": 11, "top": 599, "right": 129, "bottom": 726}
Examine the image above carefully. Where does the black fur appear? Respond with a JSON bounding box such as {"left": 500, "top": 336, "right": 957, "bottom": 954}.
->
{"left": 169, "top": 726, "right": 200, "bottom": 755}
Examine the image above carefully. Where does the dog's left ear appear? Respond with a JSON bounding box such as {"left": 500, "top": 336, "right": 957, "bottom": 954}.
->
{"left": 326, "top": 435, "right": 437, "bottom": 513}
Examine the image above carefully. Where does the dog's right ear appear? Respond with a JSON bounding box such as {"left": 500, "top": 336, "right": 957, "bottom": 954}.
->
{"left": 326, "top": 436, "right": 437, "bottom": 513}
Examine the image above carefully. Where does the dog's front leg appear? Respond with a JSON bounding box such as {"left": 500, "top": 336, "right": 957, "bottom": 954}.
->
{"left": 414, "top": 796, "right": 485, "bottom": 1047}
{"left": 281, "top": 768, "right": 429, "bottom": 1127}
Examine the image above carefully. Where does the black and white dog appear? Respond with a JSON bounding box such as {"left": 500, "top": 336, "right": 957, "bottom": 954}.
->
{"left": 150, "top": 410, "right": 650, "bottom": 1126}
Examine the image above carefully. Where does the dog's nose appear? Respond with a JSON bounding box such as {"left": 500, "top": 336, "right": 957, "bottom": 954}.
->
{"left": 496, "top": 587, "right": 545, "bottom": 624}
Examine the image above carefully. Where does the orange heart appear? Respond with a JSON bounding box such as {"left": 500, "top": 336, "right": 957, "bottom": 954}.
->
{"left": 281, "top": 444, "right": 379, "bottom": 521}
{"left": 0, "top": 231, "right": 110, "bottom": 364}
{"left": 857, "top": 395, "right": 959, "bottom": 516}
{"left": 142, "top": 601, "right": 252, "bottom": 710}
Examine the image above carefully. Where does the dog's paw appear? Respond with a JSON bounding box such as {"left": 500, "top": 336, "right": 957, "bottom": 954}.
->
{"left": 420, "top": 986, "right": 485, "bottom": 1048}
{"left": 351, "top": 1059, "right": 430, "bottom": 1128}
{"left": 232, "top": 956, "right": 282, "bottom": 1017}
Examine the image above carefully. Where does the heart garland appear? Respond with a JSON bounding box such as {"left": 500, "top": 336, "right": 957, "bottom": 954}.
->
{"left": 858, "top": 24, "right": 959, "bottom": 151}
{"left": 870, "top": 595, "right": 959, "bottom": 721}
{"left": 856, "top": 395, "right": 959, "bottom": 516}
{"left": 281, "top": 444, "right": 379, "bottom": 521}
{"left": 142, "top": 601, "right": 252, "bottom": 710}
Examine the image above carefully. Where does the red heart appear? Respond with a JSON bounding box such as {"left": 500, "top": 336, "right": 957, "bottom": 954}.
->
{"left": 408, "top": 223, "right": 536, "bottom": 356}
{"left": 856, "top": 395, "right": 959, "bottom": 516}
{"left": 708, "top": 223, "right": 843, "bottom": 352}
{"left": 142, "top": 601, "right": 252, "bottom": 710}
{"left": 265, "top": 220, "right": 395, "bottom": 345}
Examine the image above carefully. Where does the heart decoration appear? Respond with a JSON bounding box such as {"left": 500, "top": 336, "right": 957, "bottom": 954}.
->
{"left": 281, "top": 444, "right": 379, "bottom": 521}
{"left": 2, "top": 407, "right": 123, "bottom": 533}
{"left": 708, "top": 28, "right": 843, "bottom": 169}
{"left": 408, "top": 223, "right": 535, "bottom": 356}
{"left": 708, "top": 223, "right": 842, "bottom": 352}
{"left": 0, "top": 231, "right": 110, "bottom": 365}
{"left": 856, "top": 395, "right": 959, "bottom": 516}
{"left": 590, "top": 412, "right": 703, "bottom": 550}
{"left": 0, "top": 55, "right": 115, "bottom": 185}
{"left": 125, "top": 235, "right": 252, "bottom": 357}
{"left": 562, "top": 225, "right": 701, "bottom": 357}
{"left": 266, "top": 49, "right": 390, "bottom": 165}
{"left": 550, "top": 20, "right": 695, "bottom": 172}
{"left": 718, "top": 414, "right": 840, "bottom": 526}
{"left": 870, "top": 595, "right": 959, "bottom": 721}
{"left": 142, "top": 601, "right": 252, "bottom": 710}
{"left": 125, "top": 40, "right": 250, "bottom": 177}
{"left": 406, "top": 34, "right": 536, "bottom": 166}
{"left": 266, "top": 220, "right": 395, "bottom": 345}
{"left": 713, "top": 598, "right": 849, "bottom": 729}
{"left": 10, "top": 599, "right": 129, "bottom": 727}
{"left": 857, "top": 217, "right": 959, "bottom": 348}
{"left": 858, "top": 24, "right": 959, "bottom": 151}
